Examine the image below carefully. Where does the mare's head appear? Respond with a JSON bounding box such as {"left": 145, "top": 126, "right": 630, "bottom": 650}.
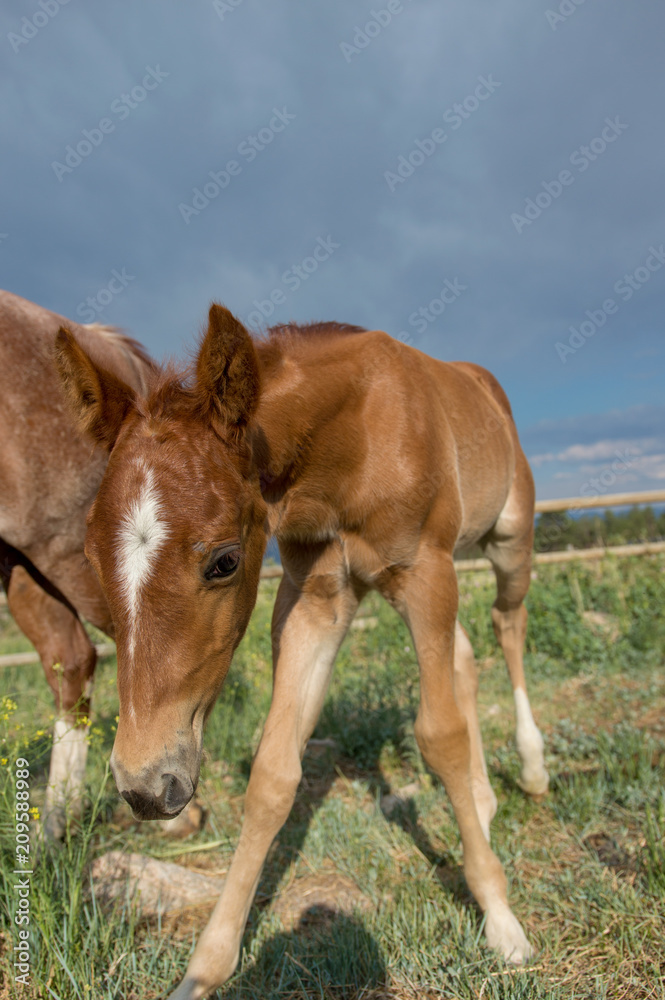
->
{"left": 55, "top": 305, "right": 268, "bottom": 819}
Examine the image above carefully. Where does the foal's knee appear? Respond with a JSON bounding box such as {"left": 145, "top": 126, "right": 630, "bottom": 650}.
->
{"left": 246, "top": 749, "right": 302, "bottom": 823}
{"left": 414, "top": 709, "right": 470, "bottom": 775}
{"left": 45, "top": 641, "right": 96, "bottom": 718}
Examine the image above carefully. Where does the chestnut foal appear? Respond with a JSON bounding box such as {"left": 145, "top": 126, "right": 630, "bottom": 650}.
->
{"left": 55, "top": 304, "right": 547, "bottom": 998}
{"left": 0, "top": 290, "right": 154, "bottom": 839}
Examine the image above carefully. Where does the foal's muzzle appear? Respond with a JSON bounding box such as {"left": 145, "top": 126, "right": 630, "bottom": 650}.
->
{"left": 111, "top": 754, "right": 195, "bottom": 820}
{"left": 120, "top": 773, "right": 193, "bottom": 820}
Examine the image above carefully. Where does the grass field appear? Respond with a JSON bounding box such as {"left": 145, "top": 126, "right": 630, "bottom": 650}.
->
{"left": 1, "top": 555, "right": 664, "bottom": 999}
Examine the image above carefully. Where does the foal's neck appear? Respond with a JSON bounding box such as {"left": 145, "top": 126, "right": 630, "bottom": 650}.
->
{"left": 249, "top": 340, "right": 358, "bottom": 508}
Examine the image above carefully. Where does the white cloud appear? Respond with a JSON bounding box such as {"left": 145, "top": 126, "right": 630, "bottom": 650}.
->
{"left": 529, "top": 436, "right": 663, "bottom": 467}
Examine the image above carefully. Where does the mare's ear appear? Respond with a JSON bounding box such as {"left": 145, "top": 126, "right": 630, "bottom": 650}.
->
{"left": 54, "top": 326, "right": 135, "bottom": 451}
{"left": 195, "top": 304, "right": 261, "bottom": 434}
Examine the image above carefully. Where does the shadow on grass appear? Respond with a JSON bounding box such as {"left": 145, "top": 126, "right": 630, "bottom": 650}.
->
{"left": 224, "top": 907, "right": 387, "bottom": 999}
{"left": 247, "top": 695, "right": 477, "bottom": 938}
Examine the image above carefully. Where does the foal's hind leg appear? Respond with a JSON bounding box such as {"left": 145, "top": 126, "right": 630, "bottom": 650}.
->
{"left": 391, "top": 551, "right": 532, "bottom": 963}
{"left": 483, "top": 465, "right": 548, "bottom": 798}
{"left": 7, "top": 565, "right": 96, "bottom": 839}
{"left": 454, "top": 621, "right": 497, "bottom": 841}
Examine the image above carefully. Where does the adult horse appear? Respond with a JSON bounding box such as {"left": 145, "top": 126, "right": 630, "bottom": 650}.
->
{"left": 56, "top": 303, "right": 548, "bottom": 998}
{"left": 0, "top": 289, "right": 154, "bottom": 839}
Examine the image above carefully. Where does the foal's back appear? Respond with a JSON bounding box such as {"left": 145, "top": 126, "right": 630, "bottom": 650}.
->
{"left": 261, "top": 326, "right": 526, "bottom": 555}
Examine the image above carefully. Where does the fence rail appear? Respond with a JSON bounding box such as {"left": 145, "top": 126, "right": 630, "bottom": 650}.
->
{"left": 0, "top": 642, "right": 115, "bottom": 671}
{"left": 534, "top": 488, "right": 665, "bottom": 514}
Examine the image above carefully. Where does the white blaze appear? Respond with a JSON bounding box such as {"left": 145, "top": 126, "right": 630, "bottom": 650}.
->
{"left": 116, "top": 467, "right": 169, "bottom": 654}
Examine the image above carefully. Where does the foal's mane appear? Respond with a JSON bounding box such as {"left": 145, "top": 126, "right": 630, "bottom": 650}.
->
{"left": 256, "top": 320, "right": 367, "bottom": 368}
{"left": 139, "top": 319, "right": 367, "bottom": 420}
{"left": 266, "top": 320, "right": 367, "bottom": 340}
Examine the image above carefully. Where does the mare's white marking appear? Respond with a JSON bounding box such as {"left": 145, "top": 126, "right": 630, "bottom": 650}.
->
{"left": 514, "top": 687, "right": 549, "bottom": 796}
{"left": 116, "top": 467, "right": 169, "bottom": 657}
{"left": 43, "top": 718, "right": 89, "bottom": 839}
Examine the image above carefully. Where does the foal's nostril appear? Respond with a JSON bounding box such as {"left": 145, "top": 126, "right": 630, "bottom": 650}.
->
{"left": 157, "top": 772, "right": 191, "bottom": 815}
{"left": 119, "top": 774, "right": 192, "bottom": 820}
{"left": 121, "top": 787, "right": 157, "bottom": 818}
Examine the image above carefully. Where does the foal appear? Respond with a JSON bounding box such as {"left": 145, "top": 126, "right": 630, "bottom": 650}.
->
{"left": 56, "top": 304, "right": 547, "bottom": 998}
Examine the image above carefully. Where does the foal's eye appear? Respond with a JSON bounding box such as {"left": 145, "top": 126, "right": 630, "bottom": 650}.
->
{"left": 205, "top": 548, "right": 241, "bottom": 581}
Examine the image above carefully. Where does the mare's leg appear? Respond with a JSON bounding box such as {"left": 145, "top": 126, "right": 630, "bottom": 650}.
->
{"left": 483, "top": 458, "right": 548, "bottom": 797}
{"left": 168, "top": 549, "right": 362, "bottom": 1000}
{"left": 388, "top": 549, "right": 532, "bottom": 962}
{"left": 454, "top": 621, "right": 497, "bottom": 841}
{"left": 6, "top": 565, "right": 96, "bottom": 839}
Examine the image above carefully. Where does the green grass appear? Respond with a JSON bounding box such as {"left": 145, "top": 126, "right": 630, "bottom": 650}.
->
{"left": 1, "top": 555, "right": 664, "bottom": 998}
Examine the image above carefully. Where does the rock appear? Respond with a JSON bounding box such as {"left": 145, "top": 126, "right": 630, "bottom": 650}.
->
{"left": 582, "top": 610, "right": 620, "bottom": 641}
{"left": 380, "top": 781, "right": 421, "bottom": 815}
{"left": 157, "top": 799, "right": 206, "bottom": 839}
{"left": 90, "top": 851, "right": 225, "bottom": 917}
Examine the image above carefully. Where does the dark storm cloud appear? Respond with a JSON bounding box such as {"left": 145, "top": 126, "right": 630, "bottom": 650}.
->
{"left": 1, "top": 0, "right": 663, "bottom": 497}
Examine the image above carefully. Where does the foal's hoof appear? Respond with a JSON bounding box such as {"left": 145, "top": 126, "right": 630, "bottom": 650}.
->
{"left": 165, "top": 975, "right": 206, "bottom": 1000}
{"left": 518, "top": 767, "right": 549, "bottom": 800}
{"left": 484, "top": 906, "right": 534, "bottom": 965}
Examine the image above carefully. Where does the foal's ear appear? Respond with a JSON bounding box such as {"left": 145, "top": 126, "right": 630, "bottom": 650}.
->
{"left": 55, "top": 327, "right": 135, "bottom": 450}
{"left": 195, "top": 304, "right": 261, "bottom": 433}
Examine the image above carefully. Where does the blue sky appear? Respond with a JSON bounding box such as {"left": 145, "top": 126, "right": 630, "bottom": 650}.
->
{"left": 1, "top": 0, "right": 663, "bottom": 500}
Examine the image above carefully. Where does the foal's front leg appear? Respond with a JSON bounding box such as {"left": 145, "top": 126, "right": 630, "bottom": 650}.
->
{"left": 167, "top": 571, "right": 359, "bottom": 1000}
